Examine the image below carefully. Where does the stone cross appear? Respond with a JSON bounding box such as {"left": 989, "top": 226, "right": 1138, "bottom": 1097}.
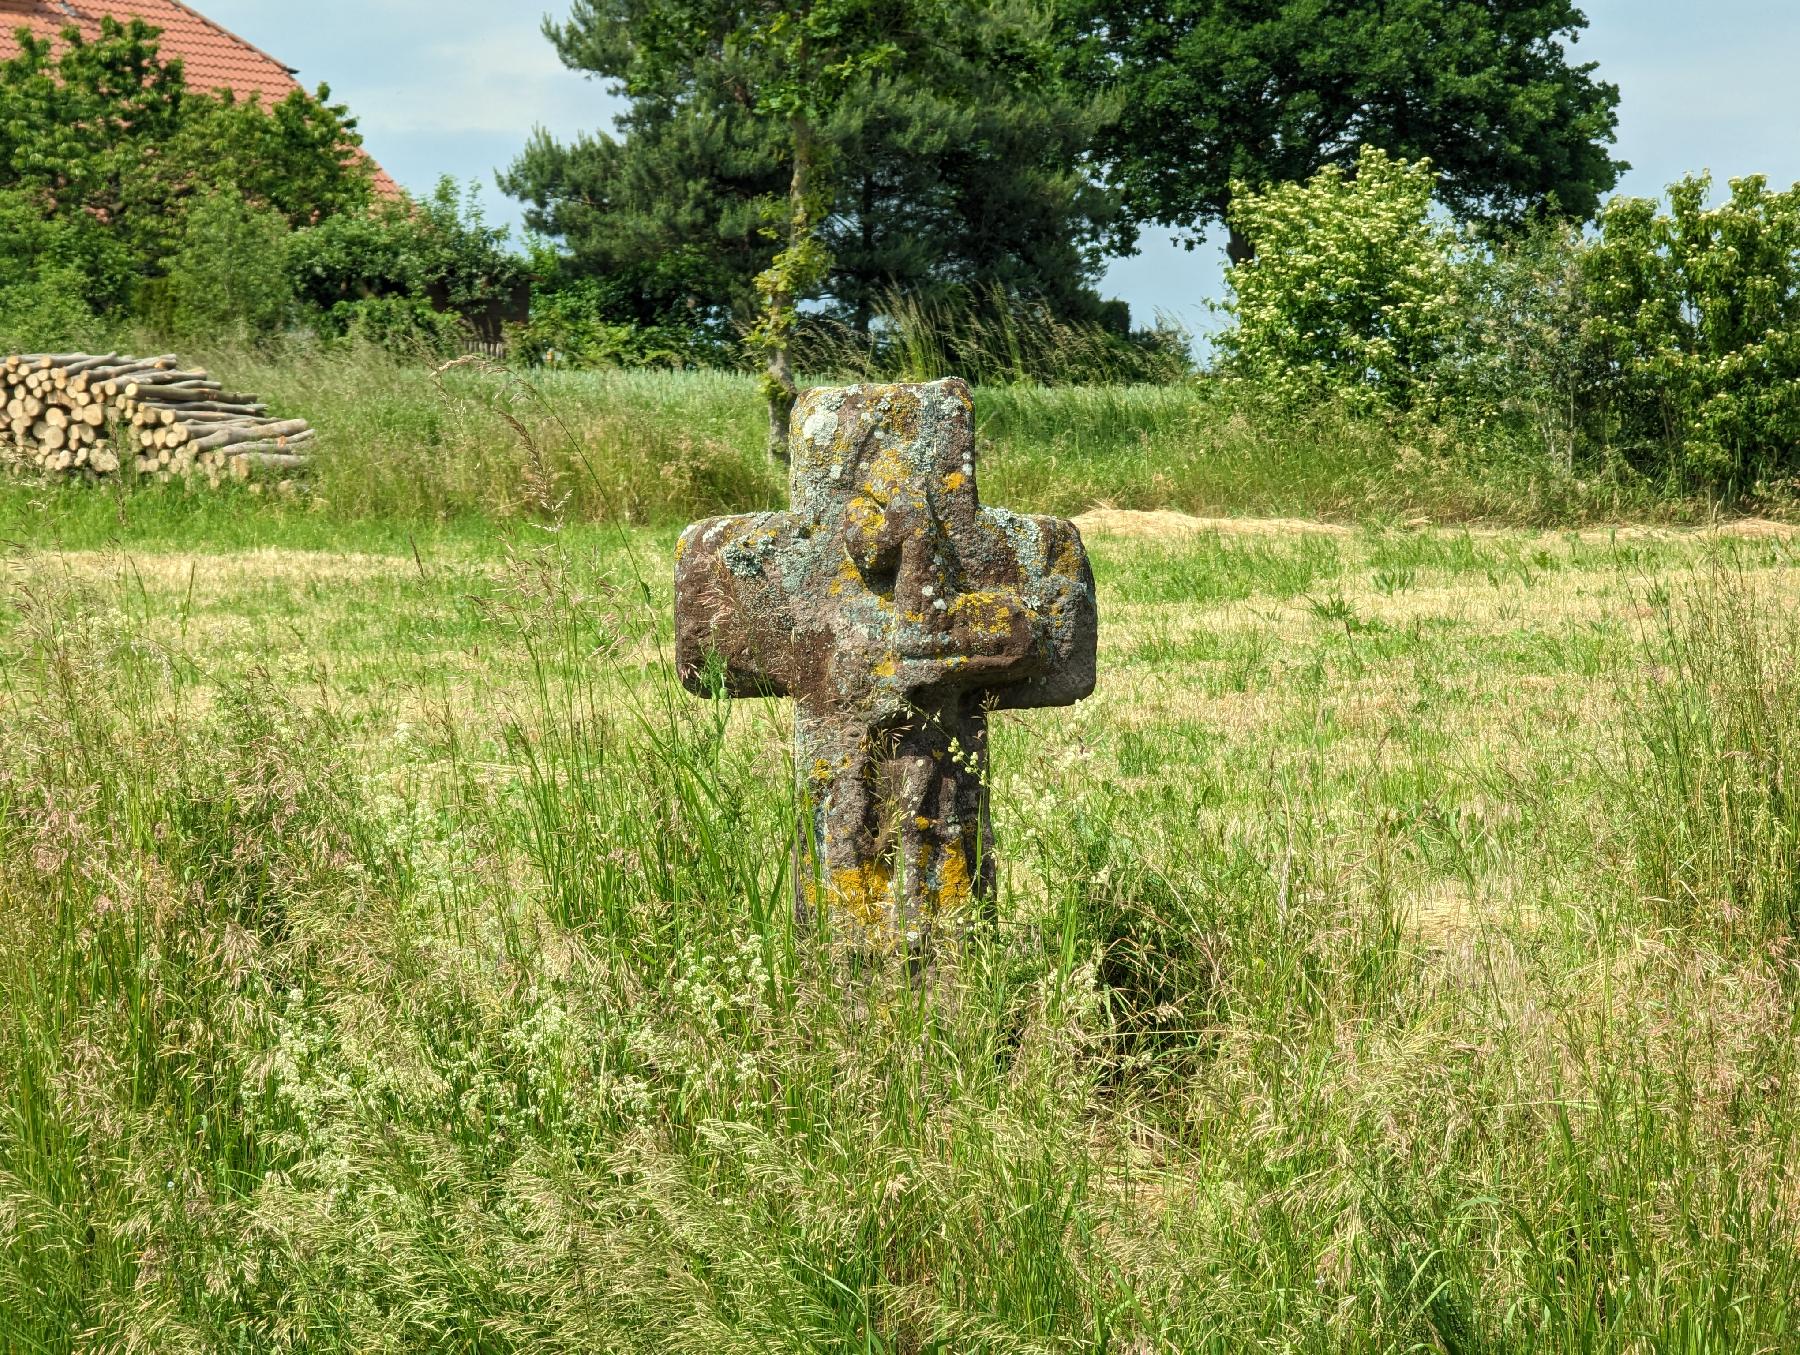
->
{"left": 674, "top": 378, "right": 1098, "bottom": 952}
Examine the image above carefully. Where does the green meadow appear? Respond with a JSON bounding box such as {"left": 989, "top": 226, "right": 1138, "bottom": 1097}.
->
{"left": 3, "top": 361, "right": 1799, "bottom": 1351}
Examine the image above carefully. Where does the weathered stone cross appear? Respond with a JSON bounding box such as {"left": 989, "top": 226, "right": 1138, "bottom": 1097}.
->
{"left": 674, "top": 378, "right": 1098, "bottom": 951}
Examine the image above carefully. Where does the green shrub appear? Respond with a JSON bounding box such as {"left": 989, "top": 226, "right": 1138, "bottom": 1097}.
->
{"left": 288, "top": 179, "right": 525, "bottom": 350}
{"left": 162, "top": 191, "right": 295, "bottom": 342}
{"left": 1432, "top": 220, "right": 1604, "bottom": 474}
{"left": 0, "top": 268, "right": 101, "bottom": 355}
{"left": 1218, "top": 148, "right": 1459, "bottom": 407}
{"left": 1584, "top": 174, "right": 1800, "bottom": 489}
{"left": 515, "top": 276, "right": 734, "bottom": 370}
{"left": 0, "top": 188, "right": 121, "bottom": 348}
{"left": 1221, "top": 157, "right": 1800, "bottom": 499}
{"left": 325, "top": 296, "right": 468, "bottom": 355}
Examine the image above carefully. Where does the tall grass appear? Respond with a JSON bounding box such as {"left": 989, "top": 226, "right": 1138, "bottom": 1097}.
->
{"left": 0, "top": 343, "right": 1702, "bottom": 548}
{"left": 1620, "top": 565, "right": 1800, "bottom": 939}
{"left": 790, "top": 288, "right": 1193, "bottom": 388}
{"left": 4, "top": 531, "right": 1800, "bottom": 1349}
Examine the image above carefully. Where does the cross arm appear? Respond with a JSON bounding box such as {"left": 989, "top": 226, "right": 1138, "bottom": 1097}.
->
{"left": 674, "top": 511, "right": 819, "bottom": 699}
{"left": 979, "top": 510, "right": 1098, "bottom": 712}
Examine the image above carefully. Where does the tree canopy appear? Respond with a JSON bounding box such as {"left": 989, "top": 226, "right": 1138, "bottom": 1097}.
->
{"left": 1064, "top": 0, "right": 1626, "bottom": 258}
{"left": 1, "top": 19, "right": 373, "bottom": 219}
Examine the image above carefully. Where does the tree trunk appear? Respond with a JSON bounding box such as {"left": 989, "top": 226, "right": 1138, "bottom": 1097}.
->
{"left": 764, "top": 113, "right": 817, "bottom": 465}
{"left": 853, "top": 170, "right": 876, "bottom": 337}
{"left": 1226, "top": 224, "right": 1255, "bottom": 267}
{"left": 766, "top": 347, "right": 795, "bottom": 461}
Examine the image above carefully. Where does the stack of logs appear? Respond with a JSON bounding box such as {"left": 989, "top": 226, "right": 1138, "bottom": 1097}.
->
{"left": 2, "top": 351, "right": 314, "bottom": 484}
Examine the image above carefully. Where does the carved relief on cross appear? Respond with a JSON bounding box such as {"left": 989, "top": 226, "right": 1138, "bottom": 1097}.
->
{"left": 674, "top": 378, "right": 1098, "bottom": 950}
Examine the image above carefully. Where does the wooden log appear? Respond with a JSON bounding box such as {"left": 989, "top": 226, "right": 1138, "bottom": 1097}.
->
{"left": 4, "top": 350, "right": 306, "bottom": 486}
{"left": 62, "top": 352, "right": 120, "bottom": 376}
{"left": 123, "top": 370, "right": 215, "bottom": 391}
{"left": 170, "top": 409, "right": 253, "bottom": 424}
{"left": 87, "top": 360, "right": 175, "bottom": 384}
{"left": 100, "top": 371, "right": 191, "bottom": 397}
{"left": 189, "top": 420, "right": 310, "bottom": 451}
{"left": 161, "top": 401, "right": 268, "bottom": 417}
{"left": 130, "top": 386, "right": 248, "bottom": 405}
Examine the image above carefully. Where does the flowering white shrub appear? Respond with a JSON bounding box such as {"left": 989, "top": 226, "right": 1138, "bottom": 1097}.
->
{"left": 1218, "top": 147, "right": 1459, "bottom": 408}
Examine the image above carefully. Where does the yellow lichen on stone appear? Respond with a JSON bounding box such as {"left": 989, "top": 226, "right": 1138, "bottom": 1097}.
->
{"left": 937, "top": 848, "right": 973, "bottom": 912}
{"left": 932, "top": 838, "right": 975, "bottom": 915}
{"left": 829, "top": 861, "right": 894, "bottom": 928}
{"left": 860, "top": 440, "right": 911, "bottom": 501}
{"left": 947, "top": 591, "right": 1016, "bottom": 640}
{"left": 843, "top": 495, "right": 883, "bottom": 542}
{"left": 829, "top": 557, "right": 863, "bottom": 597}
{"left": 871, "top": 653, "right": 898, "bottom": 679}
{"left": 943, "top": 471, "right": 966, "bottom": 493}
{"left": 884, "top": 390, "right": 922, "bottom": 446}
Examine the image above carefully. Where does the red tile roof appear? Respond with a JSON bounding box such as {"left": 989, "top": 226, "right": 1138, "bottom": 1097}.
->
{"left": 0, "top": 0, "right": 401, "bottom": 196}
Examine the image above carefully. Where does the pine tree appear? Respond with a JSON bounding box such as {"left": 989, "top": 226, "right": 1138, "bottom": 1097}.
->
{"left": 504, "top": 0, "right": 1124, "bottom": 439}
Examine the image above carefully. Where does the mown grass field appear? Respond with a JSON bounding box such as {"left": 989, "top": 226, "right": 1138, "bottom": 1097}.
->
{"left": 3, "top": 362, "right": 1800, "bottom": 1351}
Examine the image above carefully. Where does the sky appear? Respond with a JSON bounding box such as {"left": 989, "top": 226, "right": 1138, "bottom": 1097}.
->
{"left": 201, "top": 0, "right": 1800, "bottom": 344}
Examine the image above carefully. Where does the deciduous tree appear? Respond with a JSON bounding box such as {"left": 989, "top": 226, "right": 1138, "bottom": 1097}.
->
{"left": 0, "top": 17, "right": 373, "bottom": 303}
{"left": 1065, "top": 0, "right": 1625, "bottom": 259}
